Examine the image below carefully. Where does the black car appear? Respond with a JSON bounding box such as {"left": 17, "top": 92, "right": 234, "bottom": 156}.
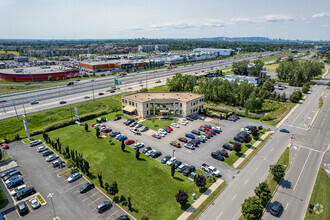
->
{"left": 280, "top": 128, "right": 290, "bottom": 133}
{"left": 229, "top": 140, "right": 237, "bottom": 145}
{"left": 217, "top": 150, "right": 228, "bottom": 157}
{"left": 198, "top": 127, "right": 206, "bottom": 132}
{"left": 129, "top": 122, "right": 137, "bottom": 127}
{"left": 116, "top": 215, "right": 130, "bottom": 220}
{"left": 16, "top": 201, "right": 28, "bottom": 215}
{"left": 174, "top": 160, "right": 182, "bottom": 169}
{"left": 270, "top": 201, "right": 283, "bottom": 216}
{"left": 140, "top": 126, "right": 149, "bottom": 132}
{"left": 204, "top": 133, "right": 211, "bottom": 139}
{"left": 113, "top": 116, "right": 121, "bottom": 121}
{"left": 182, "top": 166, "right": 196, "bottom": 176}
{"left": 97, "top": 201, "right": 112, "bottom": 213}
{"left": 79, "top": 182, "right": 95, "bottom": 193}
{"left": 161, "top": 155, "right": 171, "bottom": 164}
{"left": 211, "top": 152, "right": 224, "bottom": 161}
{"left": 59, "top": 101, "right": 67, "bottom": 104}
{"left": 208, "top": 129, "right": 217, "bottom": 135}
{"left": 196, "top": 137, "right": 205, "bottom": 143}
{"left": 204, "top": 124, "right": 212, "bottom": 129}
{"left": 109, "top": 131, "right": 120, "bottom": 137}
{"left": 124, "top": 119, "right": 134, "bottom": 125}
{"left": 1, "top": 168, "right": 16, "bottom": 178}
{"left": 16, "top": 187, "right": 36, "bottom": 200}
{"left": 42, "top": 150, "right": 53, "bottom": 157}
{"left": 186, "top": 116, "right": 193, "bottom": 121}
{"left": 234, "top": 136, "right": 243, "bottom": 143}
{"left": 142, "top": 146, "right": 151, "bottom": 154}
{"left": 188, "top": 139, "right": 200, "bottom": 146}
{"left": 163, "top": 127, "right": 171, "bottom": 133}
{"left": 223, "top": 144, "right": 233, "bottom": 151}
{"left": 150, "top": 151, "right": 162, "bottom": 158}
{"left": 191, "top": 130, "right": 200, "bottom": 135}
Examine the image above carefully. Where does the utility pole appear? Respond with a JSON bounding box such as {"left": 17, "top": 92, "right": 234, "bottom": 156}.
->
{"left": 92, "top": 81, "right": 95, "bottom": 101}
{"left": 173, "top": 149, "right": 175, "bottom": 158}
{"left": 22, "top": 104, "right": 27, "bottom": 116}
{"left": 47, "top": 193, "right": 57, "bottom": 220}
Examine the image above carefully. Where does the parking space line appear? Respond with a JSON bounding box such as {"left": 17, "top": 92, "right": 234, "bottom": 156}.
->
{"left": 232, "top": 194, "right": 237, "bottom": 200}
{"left": 87, "top": 196, "right": 103, "bottom": 206}
{"left": 69, "top": 181, "right": 86, "bottom": 190}
{"left": 16, "top": 209, "right": 22, "bottom": 218}
{"left": 108, "top": 210, "right": 119, "bottom": 219}
{"left": 26, "top": 202, "right": 33, "bottom": 213}
{"left": 82, "top": 192, "right": 98, "bottom": 201}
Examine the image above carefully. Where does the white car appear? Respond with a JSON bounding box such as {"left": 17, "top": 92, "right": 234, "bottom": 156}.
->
{"left": 198, "top": 136, "right": 207, "bottom": 142}
{"left": 166, "top": 157, "right": 177, "bottom": 166}
{"left": 208, "top": 166, "right": 221, "bottom": 177}
{"left": 171, "top": 123, "right": 180, "bottom": 128}
{"left": 157, "top": 132, "right": 165, "bottom": 137}
{"left": 10, "top": 184, "right": 26, "bottom": 196}
{"left": 146, "top": 150, "right": 156, "bottom": 157}
{"left": 5, "top": 175, "right": 22, "bottom": 184}
{"left": 158, "top": 129, "right": 166, "bottom": 133}
{"left": 178, "top": 120, "right": 188, "bottom": 125}
{"left": 29, "top": 197, "right": 41, "bottom": 209}
{"left": 241, "top": 128, "right": 251, "bottom": 133}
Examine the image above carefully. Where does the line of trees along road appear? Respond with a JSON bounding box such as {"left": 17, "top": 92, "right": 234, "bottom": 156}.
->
{"left": 232, "top": 60, "right": 265, "bottom": 77}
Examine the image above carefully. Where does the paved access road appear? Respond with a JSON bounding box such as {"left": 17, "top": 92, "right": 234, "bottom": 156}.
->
{"left": 199, "top": 70, "right": 330, "bottom": 220}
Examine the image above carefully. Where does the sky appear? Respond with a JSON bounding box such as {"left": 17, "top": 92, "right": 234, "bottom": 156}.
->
{"left": 0, "top": 0, "right": 329, "bottom": 40}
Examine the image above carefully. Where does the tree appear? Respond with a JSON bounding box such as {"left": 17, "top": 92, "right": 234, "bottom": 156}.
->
{"left": 128, "top": 197, "right": 132, "bottom": 211}
{"left": 232, "top": 60, "right": 249, "bottom": 75}
{"left": 241, "top": 196, "right": 264, "bottom": 220}
{"left": 97, "top": 172, "right": 103, "bottom": 188}
{"left": 195, "top": 175, "right": 206, "bottom": 188}
{"left": 151, "top": 117, "right": 156, "bottom": 126}
{"left": 109, "top": 181, "right": 119, "bottom": 195}
{"left": 254, "top": 182, "right": 272, "bottom": 207}
{"left": 83, "top": 160, "right": 90, "bottom": 175}
{"left": 171, "top": 162, "right": 175, "bottom": 177}
{"left": 0, "top": 149, "right": 2, "bottom": 161}
{"left": 175, "top": 190, "right": 189, "bottom": 207}
{"left": 104, "top": 182, "right": 110, "bottom": 193}
{"left": 289, "top": 91, "right": 302, "bottom": 103}
{"left": 108, "top": 137, "right": 112, "bottom": 146}
{"left": 84, "top": 123, "right": 88, "bottom": 132}
{"left": 271, "top": 164, "right": 286, "bottom": 182}
{"left": 233, "top": 142, "right": 242, "bottom": 152}
{"left": 280, "top": 92, "right": 287, "bottom": 102}
{"left": 121, "top": 139, "right": 125, "bottom": 152}
{"left": 302, "top": 85, "right": 309, "bottom": 94}
{"left": 250, "top": 60, "right": 265, "bottom": 77}
{"left": 135, "top": 148, "right": 140, "bottom": 160}
{"left": 141, "top": 214, "right": 149, "bottom": 220}
{"left": 243, "top": 134, "right": 252, "bottom": 143}
{"left": 96, "top": 127, "right": 100, "bottom": 138}
{"left": 250, "top": 126, "right": 259, "bottom": 137}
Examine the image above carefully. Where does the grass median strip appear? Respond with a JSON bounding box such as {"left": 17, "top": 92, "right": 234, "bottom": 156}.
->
{"left": 37, "top": 194, "right": 46, "bottom": 205}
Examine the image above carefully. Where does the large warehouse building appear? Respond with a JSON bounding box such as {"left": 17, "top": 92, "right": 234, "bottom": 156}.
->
{"left": 80, "top": 59, "right": 152, "bottom": 72}
{"left": 192, "top": 48, "right": 234, "bottom": 56}
{"left": 0, "top": 66, "right": 79, "bottom": 82}
{"left": 121, "top": 92, "right": 204, "bottom": 118}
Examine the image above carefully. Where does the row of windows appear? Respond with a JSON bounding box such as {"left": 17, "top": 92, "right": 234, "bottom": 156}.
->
{"left": 190, "top": 98, "right": 204, "bottom": 106}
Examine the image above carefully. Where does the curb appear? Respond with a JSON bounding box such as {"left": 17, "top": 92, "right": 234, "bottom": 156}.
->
{"left": 309, "top": 109, "right": 320, "bottom": 131}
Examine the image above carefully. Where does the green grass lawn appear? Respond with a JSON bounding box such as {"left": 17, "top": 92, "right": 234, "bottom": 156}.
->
{"left": 260, "top": 52, "right": 293, "bottom": 63}
{"left": 0, "top": 50, "right": 20, "bottom": 56}
{"left": 40, "top": 122, "right": 211, "bottom": 219}
{"left": 141, "top": 118, "right": 178, "bottom": 131}
{"left": 0, "top": 188, "right": 9, "bottom": 209}
{"left": 266, "top": 63, "right": 279, "bottom": 73}
{"left": 305, "top": 168, "right": 329, "bottom": 220}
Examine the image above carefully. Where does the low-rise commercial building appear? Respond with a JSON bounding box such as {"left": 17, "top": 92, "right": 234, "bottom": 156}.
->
{"left": 192, "top": 48, "right": 234, "bottom": 56}
{"left": 138, "top": 44, "right": 169, "bottom": 52}
{"left": 121, "top": 92, "right": 204, "bottom": 118}
{"left": 79, "top": 59, "right": 149, "bottom": 72}
{"left": 14, "top": 56, "right": 29, "bottom": 62}
{"left": 224, "top": 74, "right": 259, "bottom": 87}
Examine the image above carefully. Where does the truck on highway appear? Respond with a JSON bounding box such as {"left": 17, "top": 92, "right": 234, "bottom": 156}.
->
{"left": 201, "top": 163, "right": 221, "bottom": 177}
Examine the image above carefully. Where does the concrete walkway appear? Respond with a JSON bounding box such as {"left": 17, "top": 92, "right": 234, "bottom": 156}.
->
{"left": 233, "top": 131, "right": 274, "bottom": 168}
{"left": 177, "top": 178, "right": 224, "bottom": 220}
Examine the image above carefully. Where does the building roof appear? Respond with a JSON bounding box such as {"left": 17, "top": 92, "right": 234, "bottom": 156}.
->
{"left": 0, "top": 65, "right": 76, "bottom": 75}
{"left": 122, "top": 92, "right": 204, "bottom": 103}
{"left": 80, "top": 59, "right": 148, "bottom": 66}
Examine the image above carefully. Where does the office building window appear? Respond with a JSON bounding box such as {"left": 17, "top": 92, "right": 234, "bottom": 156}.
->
{"left": 129, "top": 101, "right": 131, "bottom": 105}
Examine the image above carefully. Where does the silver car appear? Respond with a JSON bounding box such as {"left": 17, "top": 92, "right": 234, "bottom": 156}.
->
{"left": 29, "top": 197, "right": 41, "bottom": 209}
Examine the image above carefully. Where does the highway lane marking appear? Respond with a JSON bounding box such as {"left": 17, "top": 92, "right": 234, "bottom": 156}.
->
{"left": 294, "top": 144, "right": 323, "bottom": 153}
{"left": 285, "top": 203, "right": 289, "bottom": 210}
{"left": 281, "top": 124, "right": 307, "bottom": 131}
{"left": 244, "top": 179, "right": 249, "bottom": 184}
{"left": 216, "top": 212, "right": 223, "bottom": 220}
{"left": 232, "top": 194, "right": 237, "bottom": 200}
{"left": 293, "top": 150, "right": 311, "bottom": 191}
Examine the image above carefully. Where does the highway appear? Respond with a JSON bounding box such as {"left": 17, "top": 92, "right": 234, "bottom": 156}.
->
{"left": 198, "top": 68, "right": 329, "bottom": 220}
{"left": 0, "top": 51, "right": 281, "bottom": 120}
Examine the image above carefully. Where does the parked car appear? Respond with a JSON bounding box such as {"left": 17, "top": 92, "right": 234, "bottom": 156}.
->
{"left": 211, "top": 152, "right": 224, "bottom": 161}
{"left": 37, "top": 146, "right": 48, "bottom": 152}
{"left": 157, "top": 132, "right": 165, "bottom": 137}
{"left": 29, "top": 197, "right": 41, "bottom": 209}
{"left": 5, "top": 175, "right": 22, "bottom": 184}
{"left": 15, "top": 187, "right": 36, "bottom": 200}
{"left": 4, "top": 170, "right": 21, "bottom": 181}
{"left": 97, "top": 201, "right": 112, "bottom": 213}
{"left": 135, "top": 123, "right": 143, "bottom": 128}
{"left": 150, "top": 151, "right": 162, "bottom": 158}
{"left": 113, "top": 116, "right": 121, "bottom": 121}
{"left": 184, "top": 143, "right": 195, "bottom": 150}
{"left": 171, "top": 123, "right": 179, "bottom": 128}
{"left": 270, "top": 201, "right": 283, "bottom": 216}
{"left": 145, "top": 150, "right": 156, "bottom": 157}
{"left": 217, "top": 150, "right": 229, "bottom": 157}
{"left": 178, "top": 120, "right": 188, "bottom": 125}
{"left": 164, "top": 126, "right": 173, "bottom": 131}
{"left": 166, "top": 157, "right": 177, "bottom": 166}
{"left": 16, "top": 201, "right": 28, "bottom": 215}
{"left": 10, "top": 184, "right": 27, "bottom": 196}
{"left": 1, "top": 168, "right": 16, "bottom": 178}
{"left": 223, "top": 144, "right": 233, "bottom": 151}
{"left": 7, "top": 177, "right": 24, "bottom": 189}
{"left": 161, "top": 155, "right": 171, "bottom": 164}
{"left": 140, "top": 126, "right": 149, "bottom": 132}
{"left": 177, "top": 163, "right": 188, "bottom": 172}
{"left": 280, "top": 128, "right": 290, "bottom": 133}
{"left": 170, "top": 141, "right": 181, "bottom": 148}
{"left": 185, "top": 133, "right": 195, "bottom": 139}
{"left": 109, "top": 131, "right": 120, "bottom": 137}
{"left": 191, "top": 130, "right": 200, "bottom": 135}
{"left": 205, "top": 131, "right": 213, "bottom": 137}
{"left": 130, "top": 122, "right": 138, "bottom": 127}
{"left": 198, "top": 127, "right": 206, "bottom": 132}
{"left": 46, "top": 155, "right": 59, "bottom": 162}
{"left": 163, "top": 127, "right": 171, "bottom": 133}
{"left": 79, "top": 182, "right": 95, "bottom": 193}
{"left": 142, "top": 146, "right": 152, "bottom": 154}
{"left": 178, "top": 137, "right": 188, "bottom": 143}
{"left": 132, "top": 142, "right": 144, "bottom": 149}
{"left": 1, "top": 143, "right": 9, "bottom": 149}
{"left": 30, "top": 140, "right": 42, "bottom": 147}
{"left": 125, "top": 139, "right": 135, "bottom": 145}
{"left": 208, "top": 129, "right": 217, "bottom": 135}
{"left": 229, "top": 140, "right": 237, "bottom": 145}
{"left": 117, "top": 136, "right": 128, "bottom": 141}
{"left": 198, "top": 136, "right": 207, "bottom": 142}
{"left": 152, "top": 133, "right": 161, "bottom": 139}
{"left": 174, "top": 160, "right": 182, "bottom": 169}
{"left": 52, "top": 159, "right": 65, "bottom": 168}
{"left": 67, "top": 172, "right": 82, "bottom": 183}
{"left": 42, "top": 150, "right": 54, "bottom": 157}
{"left": 182, "top": 166, "right": 196, "bottom": 176}
{"left": 228, "top": 117, "right": 237, "bottom": 122}
{"left": 234, "top": 136, "right": 243, "bottom": 143}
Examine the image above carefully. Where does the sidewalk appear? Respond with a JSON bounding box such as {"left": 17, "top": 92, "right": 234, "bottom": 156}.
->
{"left": 177, "top": 178, "right": 224, "bottom": 220}
{"left": 233, "top": 131, "right": 274, "bottom": 168}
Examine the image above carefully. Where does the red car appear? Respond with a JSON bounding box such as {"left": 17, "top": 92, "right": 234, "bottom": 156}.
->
{"left": 91, "top": 123, "right": 96, "bottom": 127}
{"left": 229, "top": 115, "right": 239, "bottom": 120}
{"left": 200, "top": 125, "right": 209, "bottom": 131}
{"left": 205, "top": 132, "right": 213, "bottom": 137}
{"left": 103, "top": 128, "right": 112, "bottom": 133}
{"left": 1, "top": 143, "right": 9, "bottom": 149}
{"left": 178, "top": 137, "right": 188, "bottom": 143}
{"left": 164, "top": 126, "right": 173, "bottom": 131}
{"left": 98, "top": 92, "right": 104, "bottom": 95}
{"left": 125, "top": 139, "right": 135, "bottom": 145}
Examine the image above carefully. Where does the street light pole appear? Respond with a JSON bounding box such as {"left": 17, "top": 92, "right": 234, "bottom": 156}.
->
{"left": 173, "top": 149, "right": 175, "bottom": 158}
{"left": 47, "top": 193, "right": 57, "bottom": 220}
{"left": 92, "top": 81, "right": 95, "bottom": 101}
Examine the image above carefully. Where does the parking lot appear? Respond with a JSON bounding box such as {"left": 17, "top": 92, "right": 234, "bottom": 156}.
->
{"left": 4, "top": 141, "right": 129, "bottom": 220}
{"left": 104, "top": 117, "right": 274, "bottom": 182}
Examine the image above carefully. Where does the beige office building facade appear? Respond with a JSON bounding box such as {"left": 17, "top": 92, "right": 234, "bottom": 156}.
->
{"left": 121, "top": 92, "right": 204, "bottom": 118}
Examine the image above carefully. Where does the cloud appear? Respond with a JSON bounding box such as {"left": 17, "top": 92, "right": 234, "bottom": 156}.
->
{"left": 203, "top": 19, "right": 225, "bottom": 27}
{"left": 229, "top": 17, "right": 251, "bottom": 24}
{"left": 264, "top": 14, "right": 294, "bottom": 22}
{"left": 126, "top": 27, "right": 145, "bottom": 31}
{"left": 150, "top": 22, "right": 196, "bottom": 30}
{"left": 312, "top": 12, "right": 330, "bottom": 18}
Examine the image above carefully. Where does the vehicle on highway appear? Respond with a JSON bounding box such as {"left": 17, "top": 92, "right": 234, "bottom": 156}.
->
{"left": 150, "top": 151, "right": 162, "bottom": 158}
{"left": 15, "top": 187, "right": 36, "bottom": 200}
{"left": 28, "top": 197, "right": 41, "bottom": 209}
{"left": 1, "top": 169, "right": 16, "bottom": 179}
{"left": 223, "top": 144, "right": 233, "bottom": 151}
{"left": 127, "top": 87, "right": 132, "bottom": 90}
{"left": 42, "top": 150, "right": 54, "bottom": 157}
{"left": 107, "top": 89, "right": 115, "bottom": 93}
{"left": 113, "top": 116, "right": 121, "bottom": 121}
{"left": 211, "top": 152, "right": 224, "bottom": 161}
{"left": 161, "top": 155, "right": 171, "bottom": 164}
{"left": 16, "top": 201, "right": 28, "bottom": 215}
{"left": 59, "top": 101, "right": 67, "bottom": 104}
{"left": 67, "top": 82, "right": 74, "bottom": 86}
{"left": 182, "top": 166, "right": 196, "bottom": 176}
{"left": 140, "top": 126, "right": 149, "bottom": 132}
{"left": 37, "top": 146, "right": 48, "bottom": 152}
{"left": 170, "top": 141, "right": 181, "bottom": 148}
{"left": 185, "top": 133, "right": 195, "bottom": 139}
{"left": 67, "top": 172, "right": 82, "bottom": 183}
{"left": 84, "top": 96, "right": 90, "bottom": 99}
{"left": 1, "top": 143, "right": 9, "bottom": 149}
{"left": 142, "top": 146, "right": 151, "bottom": 154}
{"left": 10, "top": 184, "right": 27, "bottom": 196}
{"left": 166, "top": 157, "right": 176, "bottom": 166}
{"left": 97, "top": 201, "right": 112, "bottom": 213}
{"left": 171, "top": 123, "right": 179, "bottom": 128}
{"left": 30, "top": 139, "right": 42, "bottom": 147}
{"left": 79, "top": 182, "right": 95, "bottom": 193}
{"left": 191, "top": 130, "right": 200, "bottom": 135}
{"left": 279, "top": 128, "right": 290, "bottom": 133}
{"left": 270, "top": 201, "right": 283, "bottom": 216}
{"left": 155, "top": 80, "right": 161, "bottom": 83}
{"left": 125, "top": 139, "right": 135, "bottom": 145}
{"left": 30, "top": 100, "right": 39, "bottom": 105}
{"left": 178, "top": 137, "right": 188, "bottom": 143}
{"left": 98, "top": 92, "right": 104, "bottom": 95}
{"left": 184, "top": 143, "right": 195, "bottom": 150}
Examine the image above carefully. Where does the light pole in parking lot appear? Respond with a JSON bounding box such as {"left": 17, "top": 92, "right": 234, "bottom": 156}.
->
{"left": 173, "top": 149, "right": 175, "bottom": 158}
{"left": 48, "top": 193, "right": 57, "bottom": 220}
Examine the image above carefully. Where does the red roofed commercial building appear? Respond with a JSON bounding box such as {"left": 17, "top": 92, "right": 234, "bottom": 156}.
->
{"left": 79, "top": 60, "right": 149, "bottom": 72}
{"left": 0, "top": 66, "right": 79, "bottom": 82}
